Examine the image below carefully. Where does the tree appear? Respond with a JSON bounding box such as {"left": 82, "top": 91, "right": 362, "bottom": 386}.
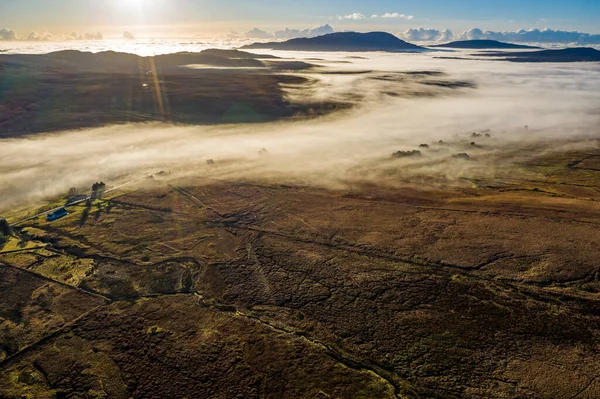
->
{"left": 0, "top": 217, "right": 11, "bottom": 237}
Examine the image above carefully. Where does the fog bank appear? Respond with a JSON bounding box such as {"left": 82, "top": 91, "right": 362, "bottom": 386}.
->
{"left": 1, "top": 52, "right": 599, "bottom": 212}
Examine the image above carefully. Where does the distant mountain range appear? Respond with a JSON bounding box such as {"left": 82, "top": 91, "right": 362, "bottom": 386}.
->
{"left": 479, "top": 47, "right": 600, "bottom": 62}
{"left": 241, "top": 32, "right": 426, "bottom": 52}
{"left": 431, "top": 40, "right": 539, "bottom": 49}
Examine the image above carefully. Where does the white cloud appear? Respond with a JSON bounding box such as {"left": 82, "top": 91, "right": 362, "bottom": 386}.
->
{"left": 456, "top": 28, "right": 600, "bottom": 45}
{"left": 307, "top": 24, "right": 335, "bottom": 36}
{"left": 338, "top": 13, "right": 366, "bottom": 20}
{"left": 0, "top": 28, "right": 17, "bottom": 40}
{"left": 0, "top": 29, "right": 104, "bottom": 41}
{"left": 26, "top": 31, "right": 54, "bottom": 41}
{"left": 123, "top": 31, "right": 136, "bottom": 40}
{"left": 275, "top": 24, "right": 334, "bottom": 38}
{"left": 245, "top": 24, "right": 335, "bottom": 40}
{"left": 85, "top": 32, "right": 104, "bottom": 40}
{"left": 246, "top": 28, "right": 273, "bottom": 39}
{"left": 439, "top": 29, "right": 454, "bottom": 41}
{"left": 394, "top": 27, "right": 600, "bottom": 45}
{"left": 398, "top": 28, "right": 453, "bottom": 42}
{"left": 373, "top": 13, "right": 414, "bottom": 20}
{"left": 65, "top": 31, "right": 103, "bottom": 41}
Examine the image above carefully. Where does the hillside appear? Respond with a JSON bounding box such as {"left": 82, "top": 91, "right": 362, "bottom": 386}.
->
{"left": 0, "top": 49, "right": 352, "bottom": 138}
{"left": 242, "top": 31, "right": 426, "bottom": 52}
{"left": 480, "top": 47, "right": 600, "bottom": 62}
{"left": 0, "top": 49, "right": 278, "bottom": 73}
{"left": 2, "top": 143, "right": 600, "bottom": 398}
{"left": 432, "top": 39, "right": 539, "bottom": 49}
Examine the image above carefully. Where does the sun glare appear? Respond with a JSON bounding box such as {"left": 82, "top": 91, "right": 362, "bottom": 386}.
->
{"left": 111, "top": 0, "right": 149, "bottom": 14}
{"left": 106, "top": 0, "right": 161, "bottom": 27}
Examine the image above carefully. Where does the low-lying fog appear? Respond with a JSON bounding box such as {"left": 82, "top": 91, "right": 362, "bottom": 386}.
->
{"left": 1, "top": 51, "right": 600, "bottom": 213}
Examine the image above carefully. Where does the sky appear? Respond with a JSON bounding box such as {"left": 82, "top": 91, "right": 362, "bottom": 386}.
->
{"left": 0, "top": 0, "right": 599, "bottom": 37}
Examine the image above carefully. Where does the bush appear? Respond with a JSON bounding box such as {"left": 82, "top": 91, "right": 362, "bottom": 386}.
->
{"left": 0, "top": 218, "right": 11, "bottom": 236}
{"left": 453, "top": 153, "right": 471, "bottom": 160}
{"left": 392, "top": 150, "right": 422, "bottom": 158}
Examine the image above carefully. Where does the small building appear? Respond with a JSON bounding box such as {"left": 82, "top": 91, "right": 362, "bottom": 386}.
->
{"left": 47, "top": 208, "right": 68, "bottom": 222}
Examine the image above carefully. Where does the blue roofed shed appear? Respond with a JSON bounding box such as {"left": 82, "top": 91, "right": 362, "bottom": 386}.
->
{"left": 47, "top": 208, "right": 68, "bottom": 222}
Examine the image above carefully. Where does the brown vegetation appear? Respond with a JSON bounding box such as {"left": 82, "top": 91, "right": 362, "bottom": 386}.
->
{"left": 1, "top": 145, "right": 600, "bottom": 397}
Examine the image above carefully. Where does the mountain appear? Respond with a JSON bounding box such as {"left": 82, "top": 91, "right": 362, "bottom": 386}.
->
{"left": 241, "top": 32, "right": 426, "bottom": 52}
{"left": 479, "top": 47, "right": 600, "bottom": 62}
{"left": 431, "top": 40, "right": 539, "bottom": 49}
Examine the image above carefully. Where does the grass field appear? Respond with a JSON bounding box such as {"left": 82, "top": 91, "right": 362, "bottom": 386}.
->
{"left": 1, "top": 139, "right": 600, "bottom": 398}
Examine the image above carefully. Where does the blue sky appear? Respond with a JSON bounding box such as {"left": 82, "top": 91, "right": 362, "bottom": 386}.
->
{"left": 0, "top": 0, "right": 598, "bottom": 35}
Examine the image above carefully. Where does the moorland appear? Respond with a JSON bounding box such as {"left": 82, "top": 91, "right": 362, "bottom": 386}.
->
{"left": 1, "top": 134, "right": 600, "bottom": 398}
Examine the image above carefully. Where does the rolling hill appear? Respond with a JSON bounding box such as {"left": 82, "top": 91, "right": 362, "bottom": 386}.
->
{"left": 480, "top": 47, "right": 600, "bottom": 62}
{"left": 431, "top": 39, "right": 539, "bottom": 49}
{"left": 0, "top": 49, "right": 277, "bottom": 73}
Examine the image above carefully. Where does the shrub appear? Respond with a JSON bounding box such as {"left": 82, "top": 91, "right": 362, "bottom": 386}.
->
{"left": 0, "top": 218, "right": 11, "bottom": 236}
{"left": 392, "top": 150, "right": 422, "bottom": 158}
{"left": 453, "top": 153, "right": 471, "bottom": 160}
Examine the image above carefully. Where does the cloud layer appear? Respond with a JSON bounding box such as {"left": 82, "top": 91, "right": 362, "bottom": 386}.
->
{"left": 245, "top": 24, "right": 335, "bottom": 39}
{"left": 0, "top": 28, "right": 104, "bottom": 41}
{"left": 398, "top": 27, "right": 600, "bottom": 45}
{"left": 1, "top": 53, "right": 599, "bottom": 211}
{"left": 2, "top": 25, "right": 600, "bottom": 46}
{"left": 456, "top": 28, "right": 600, "bottom": 45}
